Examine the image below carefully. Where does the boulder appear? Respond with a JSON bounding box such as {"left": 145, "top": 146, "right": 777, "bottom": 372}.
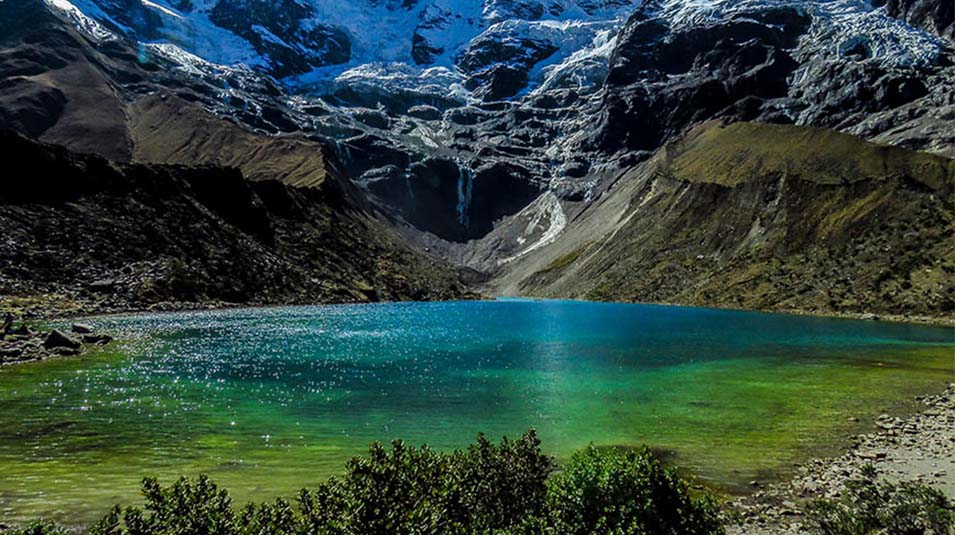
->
{"left": 88, "top": 279, "right": 116, "bottom": 293}
{"left": 407, "top": 105, "right": 442, "bottom": 121}
{"left": 0, "top": 346, "right": 24, "bottom": 359}
{"left": 71, "top": 323, "right": 94, "bottom": 334}
{"left": 11, "top": 324, "right": 33, "bottom": 336}
{"left": 82, "top": 334, "right": 113, "bottom": 345}
{"left": 43, "top": 329, "right": 80, "bottom": 350}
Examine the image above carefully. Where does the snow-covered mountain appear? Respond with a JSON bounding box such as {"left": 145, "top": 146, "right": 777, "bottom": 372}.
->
{"left": 29, "top": 0, "right": 955, "bottom": 256}
{"left": 45, "top": 0, "right": 949, "bottom": 101}
{"left": 48, "top": 0, "right": 641, "bottom": 102}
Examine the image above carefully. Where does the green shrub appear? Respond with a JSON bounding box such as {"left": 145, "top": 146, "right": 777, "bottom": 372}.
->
{"left": 296, "top": 430, "right": 553, "bottom": 535}
{"left": 546, "top": 446, "right": 724, "bottom": 535}
{"left": 805, "top": 465, "right": 955, "bottom": 535}
{"left": 88, "top": 476, "right": 237, "bottom": 535}
{"left": 12, "top": 432, "right": 725, "bottom": 535}
{"left": 6, "top": 520, "right": 71, "bottom": 535}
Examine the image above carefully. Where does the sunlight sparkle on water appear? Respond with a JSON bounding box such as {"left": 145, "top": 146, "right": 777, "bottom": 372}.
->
{"left": 0, "top": 300, "right": 952, "bottom": 525}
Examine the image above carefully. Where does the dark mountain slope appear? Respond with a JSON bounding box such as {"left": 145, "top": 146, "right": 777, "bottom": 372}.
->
{"left": 0, "top": 0, "right": 132, "bottom": 160}
{"left": 0, "top": 132, "right": 472, "bottom": 316}
{"left": 0, "top": 0, "right": 477, "bottom": 315}
{"left": 496, "top": 122, "right": 955, "bottom": 319}
{"left": 0, "top": 0, "right": 330, "bottom": 185}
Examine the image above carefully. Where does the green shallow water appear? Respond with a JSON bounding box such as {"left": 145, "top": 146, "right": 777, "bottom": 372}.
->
{"left": 1, "top": 300, "right": 953, "bottom": 524}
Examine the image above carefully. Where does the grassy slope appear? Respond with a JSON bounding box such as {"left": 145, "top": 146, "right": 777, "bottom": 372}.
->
{"left": 660, "top": 122, "right": 953, "bottom": 189}
{"left": 504, "top": 121, "right": 955, "bottom": 319}
{"left": 129, "top": 94, "right": 330, "bottom": 189}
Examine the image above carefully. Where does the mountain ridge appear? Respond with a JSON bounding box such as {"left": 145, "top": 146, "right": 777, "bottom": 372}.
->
{"left": 494, "top": 121, "right": 955, "bottom": 319}
{"left": 1, "top": 0, "right": 954, "bottom": 319}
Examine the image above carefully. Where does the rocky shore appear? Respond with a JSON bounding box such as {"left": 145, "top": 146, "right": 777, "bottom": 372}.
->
{"left": 0, "top": 315, "right": 113, "bottom": 366}
{"left": 0, "top": 292, "right": 276, "bottom": 322}
{"left": 728, "top": 383, "right": 955, "bottom": 534}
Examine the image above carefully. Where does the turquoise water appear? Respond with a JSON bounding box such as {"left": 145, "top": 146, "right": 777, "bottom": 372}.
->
{"left": 0, "top": 300, "right": 953, "bottom": 524}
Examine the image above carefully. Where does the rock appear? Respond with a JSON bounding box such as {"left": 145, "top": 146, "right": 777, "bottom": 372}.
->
{"left": 352, "top": 109, "right": 390, "bottom": 129}
{"left": 43, "top": 329, "right": 80, "bottom": 350}
{"left": 879, "top": 0, "right": 955, "bottom": 40}
{"left": 88, "top": 279, "right": 116, "bottom": 293}
{"left": 0, "top": 347, "right": 23, "bottom": 359}
{"left": 10, "top": 324, "right": 32, "bottom": 336}
{"left": 71, "top": 323, "right": 94, "bottom": 334}
{"left": 82, "top": 334, "right": 113, "bottom": 345}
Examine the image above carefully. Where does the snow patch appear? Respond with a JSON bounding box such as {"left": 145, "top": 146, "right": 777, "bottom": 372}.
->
{"left": 43, "top": 0, "right": 117, "bottom": 41}
{"left": 140, "top": 0, "right": 182, "bottom": 19}
{"left": 498, "top": 192, "right": 568, "bottom": 265}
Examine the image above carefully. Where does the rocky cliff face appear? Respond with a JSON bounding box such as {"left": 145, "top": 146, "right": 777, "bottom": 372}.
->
{"left": 877, "top": 0, "right": 954, "bottom": 40}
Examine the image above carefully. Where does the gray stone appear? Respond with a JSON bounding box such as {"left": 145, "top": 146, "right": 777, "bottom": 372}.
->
{"left": 71, "top": 323, "right": 94, "bottom": 334}
{"left": 82, "top": 334, "right": 112, "bottom": 345}
{"left": 43, "top": 329, "right": 80, "bottom": 350}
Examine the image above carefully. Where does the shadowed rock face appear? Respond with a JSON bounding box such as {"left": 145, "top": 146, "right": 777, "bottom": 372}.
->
{"left": 587, "top": 3, "right": 952, "bottom": 159}
{"left": 0, "top": 80, "right": 66, "bottom": 137}
{"left": 595, "top": 7, "right": 812, "bottom": 153}
{"left": 876, "top": 0, "right": 954, "bottom": 41}
{"left": 459, "top": 34, "right": 559, "bottom": 100}
{"left": 0, "top": 132, "right": 472, "bottom": 310}
{"left": 209, "top": 0, "right": 351, "bottom": 77}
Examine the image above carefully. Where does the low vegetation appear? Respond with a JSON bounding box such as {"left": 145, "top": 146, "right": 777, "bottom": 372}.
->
{"left": 8, "top": 435, "right": 952, "bottom": 535}
{"left": 805, "top": 465, "right": 955, "bottom": 535}
{"left": 518, "top": 121, "right": 955, "bottom": 319}
{"left": 7, "top": 432, "right": 723, "bottom": 535}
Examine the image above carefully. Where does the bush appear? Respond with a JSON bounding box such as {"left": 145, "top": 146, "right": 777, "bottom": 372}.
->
{"left": 298, "top": 430, "right": 553, "bottom": 534}
{"left": 6, "top": 520, "right": 71, "bottom": 535}
{"left": 13, "top": 432, "right": 725, "bottom": 535}
{"left": 805, "top": 465, "right": 955, "bottom": 535}
{"left": 87, "top": 475, "right": 236, "bottom": 535}
{"left": 546, "top": 446, "right": 724, "bottom": 535}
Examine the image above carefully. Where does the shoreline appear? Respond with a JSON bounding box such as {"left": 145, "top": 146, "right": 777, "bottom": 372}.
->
{"left": 0, "top": 319, "right": 114, "bottom": 367}
{"left": 4, "top": 292, "right": 954, "bottom": 328}
{"left": 727, "top": 383, "right": 955, "bottom": 534}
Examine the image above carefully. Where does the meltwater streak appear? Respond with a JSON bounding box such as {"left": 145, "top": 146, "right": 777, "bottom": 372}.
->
{"left": 0, "top": 300, "right": 952, "bottom": 524}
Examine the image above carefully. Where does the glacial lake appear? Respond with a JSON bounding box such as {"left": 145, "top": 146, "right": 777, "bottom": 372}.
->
{"left": 1, "top": 299, "right": 953, "bottom": 524}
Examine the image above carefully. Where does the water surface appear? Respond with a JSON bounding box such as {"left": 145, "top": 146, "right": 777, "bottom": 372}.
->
{"left": 1, "top": 300, "right": 953, "bottom": 524}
